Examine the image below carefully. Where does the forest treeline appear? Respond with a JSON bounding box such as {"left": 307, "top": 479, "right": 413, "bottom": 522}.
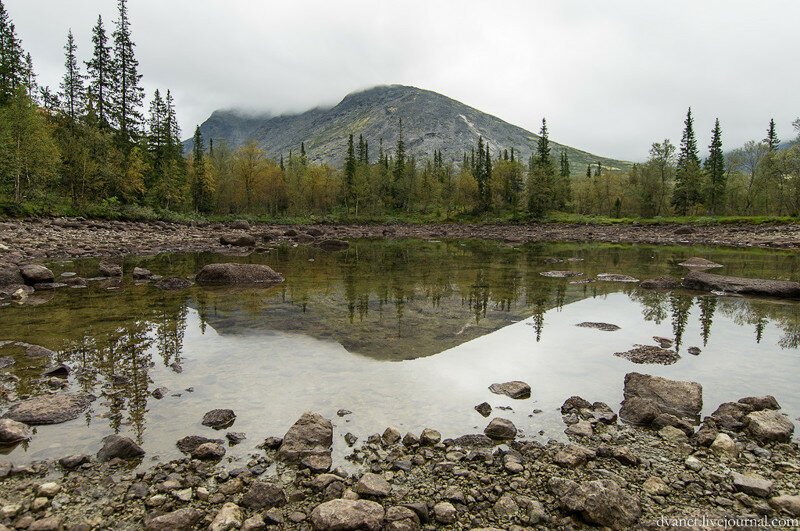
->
{"left": 1, "top": 0, "right": 799, "bottom": 222}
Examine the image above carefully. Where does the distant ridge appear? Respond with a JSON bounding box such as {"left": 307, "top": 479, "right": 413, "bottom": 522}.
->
{"left": 187, "top": 85, "right": 631, "bottom": 173}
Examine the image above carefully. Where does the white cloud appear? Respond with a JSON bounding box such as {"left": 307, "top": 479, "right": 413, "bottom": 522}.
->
{"left": 8, "top": 0, "right": 799, "bottom": 160}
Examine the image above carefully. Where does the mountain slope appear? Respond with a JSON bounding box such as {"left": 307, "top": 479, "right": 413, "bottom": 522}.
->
{"left": 188, "top": 85, "right": 630, "bottom": 174}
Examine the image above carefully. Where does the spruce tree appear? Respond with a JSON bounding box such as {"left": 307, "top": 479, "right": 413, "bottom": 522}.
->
{"left": 586, "top": 165, "right": 591, "bottom": 178}
{"left": 86, "top": 15, "right": 112, "bottom": 128}
{"left": 671, "top": 108, "right": 703, "bottom": 215}
{"left": 704, "top": 118, "right": 725, "bottom": 215}
{"left": 23, "top": 52, "right": 36, "bottom": 101}
{"left": 393, "top": 118, "right": 405, "bottom": 184}
{"left": 59, "top": 30, "right": 85, "bottom": 121}
{"left": 764, "top": 118, "right": 780, "bottom": 151}
{"left": 357, "top": 134, "right": 365, "bottom": 163}
{"left": 345, "top": 133, "right": 356, "bottom": 204}
{"left": 0, "top": 0, "right": 25, "bottom": 104}
{"left": 528, "top": 118, "right": 555, "bottom": 216}
{"left": 300, "top": 141, "right": 307, "bottom": 164}
{"left": 111, "top": 0, "right": 144, "bottom": 143}
{"left": 191, "top": 126, "right": 212, "bottom": 213}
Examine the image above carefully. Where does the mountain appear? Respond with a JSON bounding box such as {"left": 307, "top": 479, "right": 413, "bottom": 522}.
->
{"left": 187, "top": 85, "right": 630, "bottom": 174}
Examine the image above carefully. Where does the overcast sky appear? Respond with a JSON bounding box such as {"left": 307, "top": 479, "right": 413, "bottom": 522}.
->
{"left": 8, "top": 0, "right": 799, "bottom": 161}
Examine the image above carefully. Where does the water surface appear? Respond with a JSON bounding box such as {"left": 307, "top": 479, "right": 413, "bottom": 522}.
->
{"left": 0, "top": 239, "right": 798, "bottom": 466}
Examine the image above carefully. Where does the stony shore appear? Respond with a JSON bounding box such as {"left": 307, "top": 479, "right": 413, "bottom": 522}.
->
{"left": 1, "top": 219, "right": 800, "bottom": 265}
{"left": 0, "top": 372, "right": 798, "bottom": 530}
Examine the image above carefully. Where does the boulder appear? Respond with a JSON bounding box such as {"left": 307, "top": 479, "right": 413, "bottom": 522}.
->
{"left": 732, "top": 472, "right": 773, "bottom": 498}
{"left": 230, "top": 220, "right": 250, "bottom": 230}
{"left": 97, "top": 435, "right": 145, "bottom": 461}
{"left": 19, "top": 265, "right": 54, "bottom": 285}
{"left": 554, "top": 444, "right": 596, "bottom": 468}
{"left": 622, "top": 372, "right": 702, "bottom": 419}
{"left": 318, "top": 239, "right": 350, "bottom": 251}
{"left": 176, "top": 435, "right": 224, "bottom": 454}
{"left": 132, "top": 267, "right": 152, "bottom": 279}
{"left": 710, "top": 401, "right": 753, "bottom": 431}
{"left": 683, "top": 271, "right": 800, "bottom": 299}
{"left": 561, "top": 396, "right": 593, "bottom": 413}
{"left": 596, "top": 273, "right": 639, "bottom": 283}
{"left": 145, "top": 508, "right": 205, "bottom": 531}
{"left": 310, "top": 499, "right": 385, "bottom": 531}
{"left": 196, "top": 263, "right": 284, "bottom": 286}
{"left": 3, "top": 393, "right": 90, "bottom": 425}
{"left": 432, "top": 502, "right": 457, "bottom": 524}
{"left": 619, "top": 396, "right": 662, "bottom": 425}
{"left": 484, "top": 418, "right": 517, "bottom": 440}
{"left": 769, "top": 495, "right": 800, "bottom": 517}
{"left": 202, "top": 409, "right": 236, "bottom": 429}
{"left": 738, "top": 395, "right": 780, "bottom": 411}
{"left": 98, "top": 262, "right": 122, "bottom": 277}
{"left": 745, "top": 410, "right": 794, "bottom": 443}
{"left": 354, "top": 473, "right": 392, "bottom": 497}
{"left": 0, "top": 418, "right": 32, "bottom": 445}
{"left": 240, "top": 481, "right": 287, "bottom": 510}
{"left": 191, "top": 442, "right": 226, "bottom": 460}
{"left": 210, "top": 503, "right": 243, "bottom": 531}
{"left": 384, "top": 506, "right": 420, "bottom": 531}
{"left": 549, "top": 477, "right": 641, "bottom": 530}
{"left": 475, "top": 402, "right": 492, "bottom": 417}
{"left": 540, "top": 270, "right": 583, "bottom": 278}
{"left": 277, "top": 412, "right": 333, "bottom": 466}
{"left": 220, "top": 234, "right": 257, "bottom": 247}
{"left": 419, "top": 428, "right": 441, "bottom": 445}
{"left": 488, "top": 380, "right": 531, "bottom": 399}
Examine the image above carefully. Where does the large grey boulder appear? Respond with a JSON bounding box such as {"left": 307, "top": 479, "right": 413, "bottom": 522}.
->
{"left": 277, "top": 412, "right": 333, "bottom": 470}
{"left": 621, "top": 372, "right": 702, "bottom": 419}
{"left": 310, "top": 499, "right": 385, "bottom": 530}
{"left": 683, "top": 271, "right": 800, "bottom": 299}
{"left": 3, "top": 393, "right": 91, "bottom": 425}
{"left": 19, "top": 264, "right": 54, "bottom": 285}
{"left": 196, "top": 263, "right": 284, "bottom": 286}
{"left": 484, "top": 418, "right": 517, "bottom": 440}
{"left": 354, "top": 473, "right": 392, "bottom": 497}
{"left": 745, "top": 410, "right": 794, "bottom": 443}
{"left": 549, "top": 477, "right": 641, "bottom": 530}
{"left": 202, "top": 409, "right": 236, "bottom": 429}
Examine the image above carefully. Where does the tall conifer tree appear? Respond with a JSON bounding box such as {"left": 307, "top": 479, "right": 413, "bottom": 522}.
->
{"left": 764, "top": 118, "right": 780, "bottom": 151}
{"left": 86, "top": 15, "right": 112, "bottom": 128}
{"left": 704, "top": 118, "right": 725, "bottom": 215}
{"left": 671, "top": 108, "right": 703, "bottom": 215}
{"left": 111, "top": 0, "right": 144, "bottom": 143}
{"left": 59, "top": 30, "right": 85, "bottom": 121}
{"left": 0, "top": 0, "right": 26, "bottom": 104}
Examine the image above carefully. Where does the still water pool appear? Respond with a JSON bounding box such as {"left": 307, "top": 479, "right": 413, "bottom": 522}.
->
{"left": 1, "top": 239, "right": 798, "bottom": 466}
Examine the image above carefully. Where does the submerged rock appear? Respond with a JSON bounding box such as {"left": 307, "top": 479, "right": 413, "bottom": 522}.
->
{"left": 3, "top": 393, "right": 91, "bottom": 425}
{"left": 614, "top": 345, "right": 680, "bottom": 365}
{"left": 576, "top": 322, "right": 620, "bottom": 331}
{"left": 318, "top": 239, "right": 350, "bottom": 251}
{"left": 154, "top": 277, "right": 192, "bottom": 290}
{"left": 683, "top": 271, "right": 800, "bottom": 299}
{"left": 196, "top": 263, "right": 284, "bottom": 286}
{"left": 539, "top": 270, "right": 583, "bottom": 278}
{"left": 596, "top": 273, "right": 639, "bottom": 283}
{"left": 679, "top": 257, "right": 723, "bottom": 269}
{"left": 488, "top": 380, "right": 531, "bottom": 399}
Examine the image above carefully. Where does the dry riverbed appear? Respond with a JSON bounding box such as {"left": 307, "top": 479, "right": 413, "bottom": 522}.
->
{"left": 1, "top": 219, "right": 800, "bottom": 265}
